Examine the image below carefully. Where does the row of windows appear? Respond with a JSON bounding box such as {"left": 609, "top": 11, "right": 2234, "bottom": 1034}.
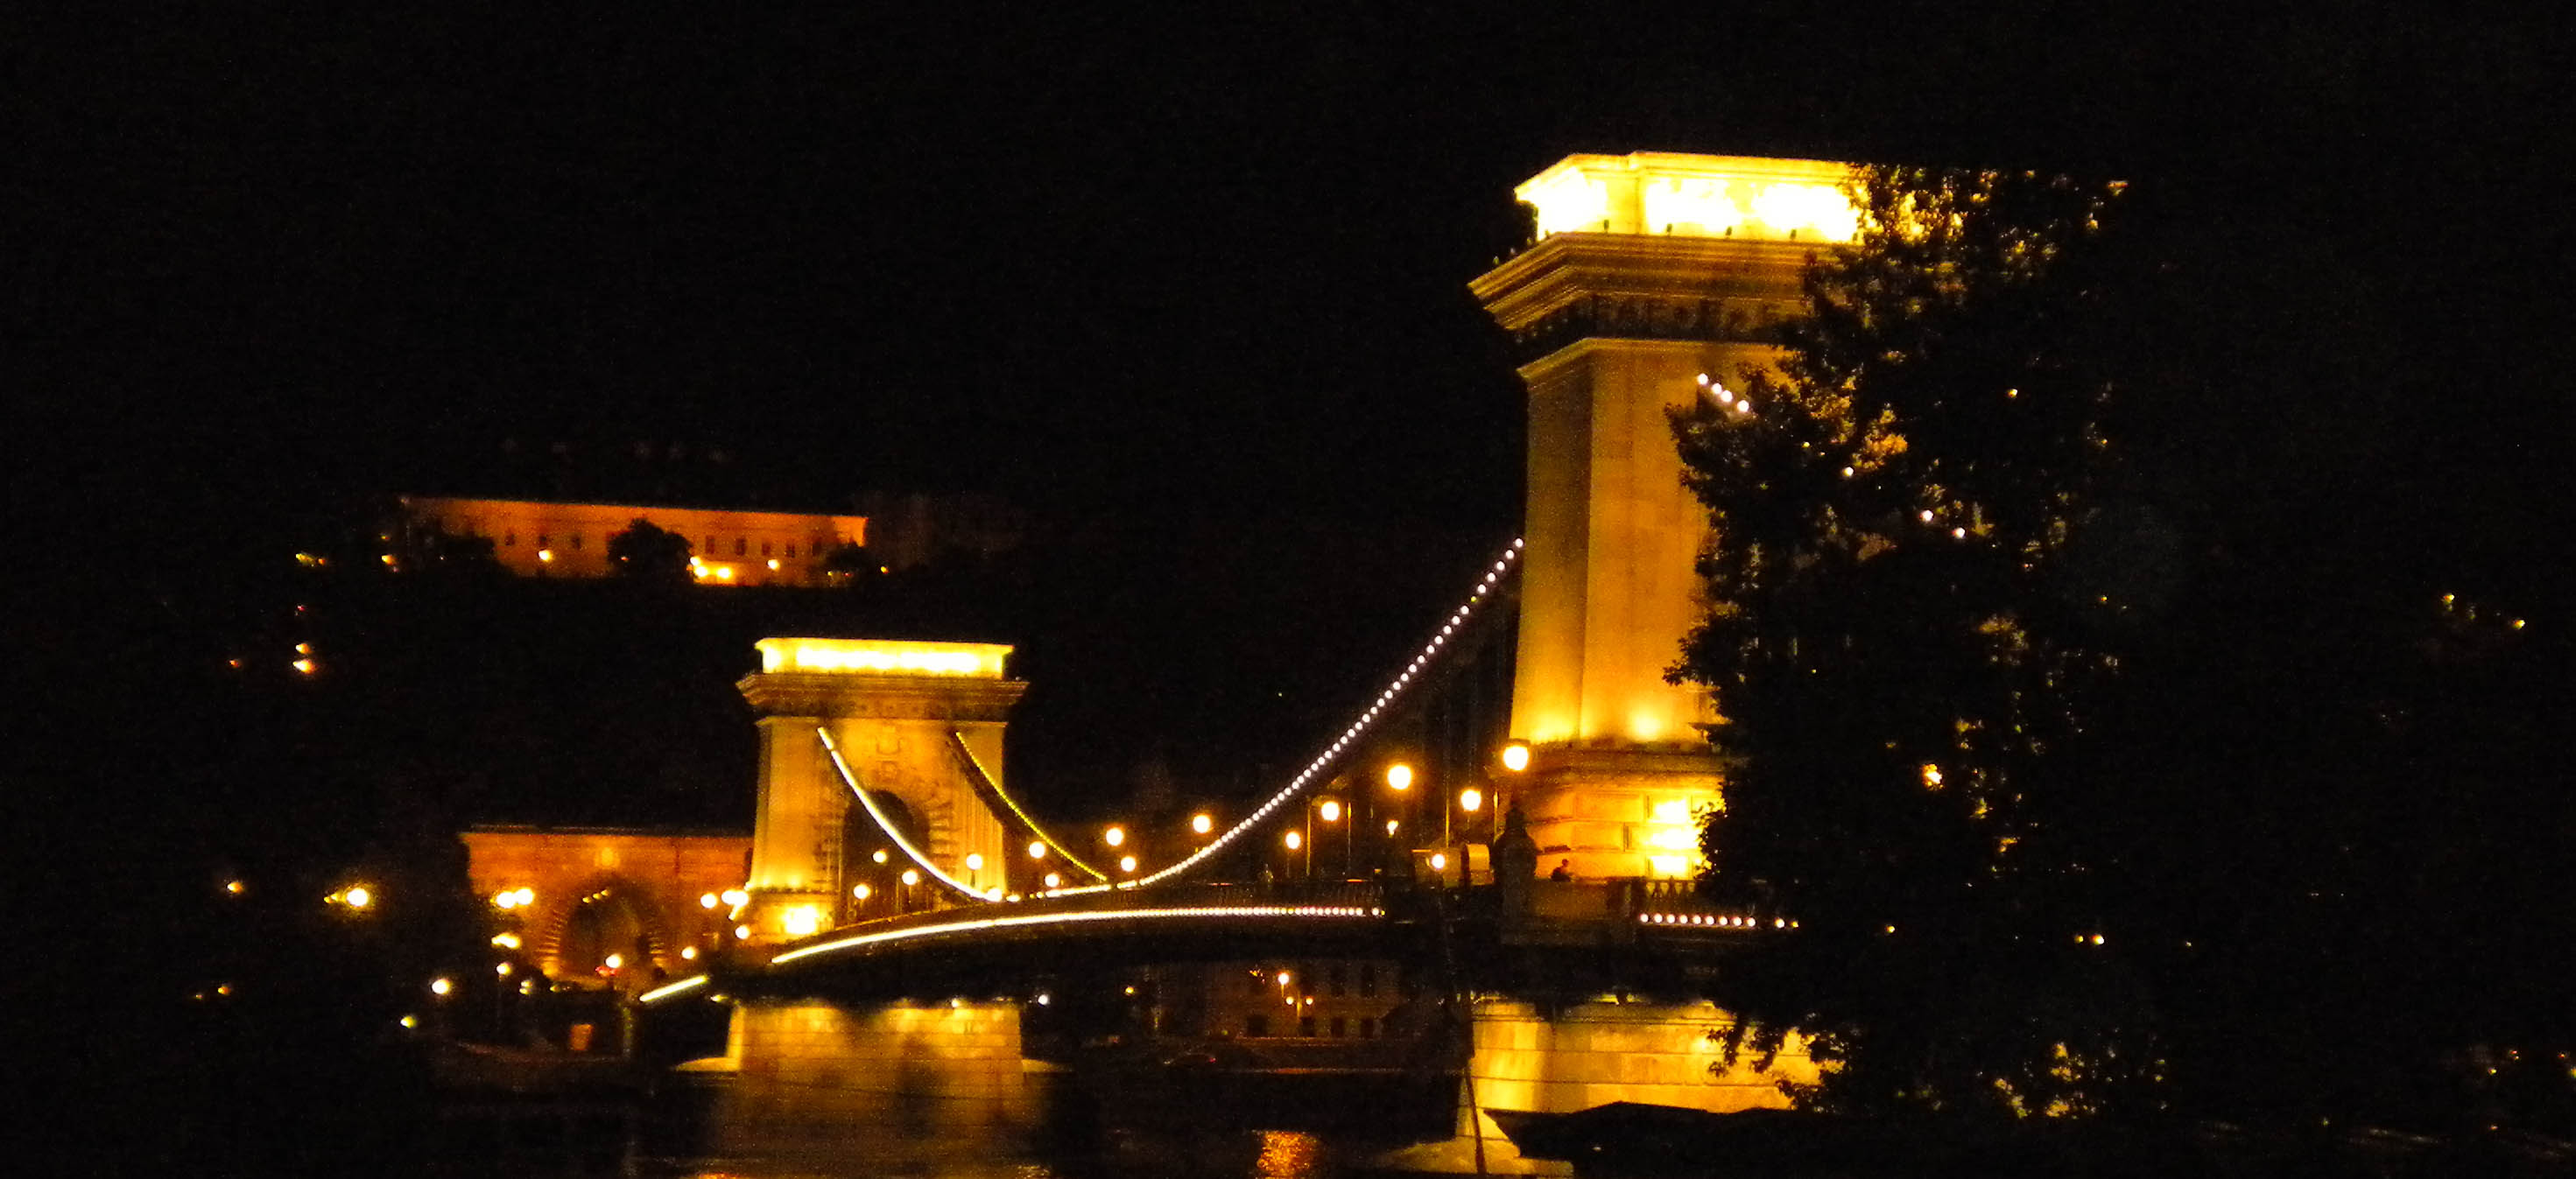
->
{"left": 1242, "top": 1014, "right": 1379, "bottom": 1039}
{"left": 428, "top": 517, "right": 832, "bottom": 560}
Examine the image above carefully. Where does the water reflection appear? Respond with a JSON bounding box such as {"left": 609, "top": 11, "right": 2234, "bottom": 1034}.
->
{"left": 649, "top": 1126, "right": 1342, "bottom": 1179}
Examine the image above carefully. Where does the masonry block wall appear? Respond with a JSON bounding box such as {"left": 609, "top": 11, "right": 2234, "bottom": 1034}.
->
{"left": 716, "top": 1000, "right": 1034, "bottom": 1150}
{"left": 1468, "top": 998, "right": 1817, "bottom": 1116}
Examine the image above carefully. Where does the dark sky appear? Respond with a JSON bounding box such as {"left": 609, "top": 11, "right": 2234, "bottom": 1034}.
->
{"left": 20, "top": 7, "right": 2563, "bottom": 821}
{"left": 30, "top": 7, "right": 2558, "bottom": 535}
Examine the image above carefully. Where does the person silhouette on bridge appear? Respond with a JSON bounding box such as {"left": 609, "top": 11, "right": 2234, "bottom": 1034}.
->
{"left": 1550, "top": 860, "right": 1572, "bottom": 881}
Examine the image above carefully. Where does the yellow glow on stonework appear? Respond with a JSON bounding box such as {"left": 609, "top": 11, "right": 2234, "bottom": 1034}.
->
{"left": 1749, "top": 181, "right": 1860, "bottom": 241}
{"left": 1642, "top": 175, "right": 1748, "bottom": 236}
{"left": 817, "top": 727, "right": 992, "bottom": 902}
{"left": 757, "top": 637, "right": 1011, "bottom": 678}
{"left": 490, "top": 932, "right": 521, "bottom": 950}
{"left": 781, "top": 906, "right": 821, "bottom": 937}
{"left": 1524, "top": 167, "right": 1611, "bottom": 236}
{"left": 1643, "top": 797, "right": 1708, "bottom": 876}
{"left": 1518, "top": 153, "right": 1858, "bottom": 243}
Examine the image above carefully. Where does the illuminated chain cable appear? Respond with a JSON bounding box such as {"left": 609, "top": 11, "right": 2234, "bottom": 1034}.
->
{"left": 817, "top": 726, "right": 995, "bottom": 902}
{"left": 947, "top": 730, "right": 1109, "bottom": 882}
{"left": 772, "top": 902, "right": 1384, "bottom": 966}
{"left": 1109, "top": 538, "right": 1525, "bottom": 891}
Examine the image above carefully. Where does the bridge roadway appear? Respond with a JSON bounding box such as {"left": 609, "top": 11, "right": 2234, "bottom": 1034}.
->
{"left": 644, "top": 876, "right": 1782, "bottom": 1007}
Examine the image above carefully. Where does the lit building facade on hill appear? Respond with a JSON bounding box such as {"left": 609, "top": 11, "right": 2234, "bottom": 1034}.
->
{"left": 398, "top": 495, "right": 868, "bottom": 586}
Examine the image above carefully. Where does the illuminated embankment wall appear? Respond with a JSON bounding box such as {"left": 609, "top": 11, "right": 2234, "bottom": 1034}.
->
{"left": 1468, "top": 998, "right": 1817, "bottom": 1119}
{"left": 735, "top": 638, "right": 1024, "bottom": 944}
{"left": 398, "top": 495, "right": 866, "bottom": 586}
{"left": 1471, "top": 151, "right": 1856, "bottom": 880}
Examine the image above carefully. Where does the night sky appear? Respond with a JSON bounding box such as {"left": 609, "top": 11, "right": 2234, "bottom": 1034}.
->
{"left": 22, "top": 6, "right": 2563, "bottom": 888}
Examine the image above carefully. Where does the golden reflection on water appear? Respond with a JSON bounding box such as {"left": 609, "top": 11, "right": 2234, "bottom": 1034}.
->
{"left": 1252, "top": 1129, "right": 1325, "bottom": 1178}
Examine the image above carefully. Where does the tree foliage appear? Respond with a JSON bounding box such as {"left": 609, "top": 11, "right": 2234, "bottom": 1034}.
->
{"left": 607, "top": 517, "right": 693, "bottom": 581}
{"left": 1674, "top": 164, "right": 2564, "bottom": 1131}
{"left": 1673, "top": 165, "right": 2158, "bottom": 1120}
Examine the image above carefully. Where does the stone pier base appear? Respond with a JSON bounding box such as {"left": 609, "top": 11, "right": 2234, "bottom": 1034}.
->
{"left": 712, "top": 999, "right": 1034, "bottom": 1154}
{"left": 1469, "top": 997, "right": 1815, "bottom": 1115}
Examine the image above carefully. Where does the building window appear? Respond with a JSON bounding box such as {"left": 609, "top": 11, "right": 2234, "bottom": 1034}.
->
{"left": 1245, "top": 1014, "right": 1269, "bottom": 1038}
{"left": 1361, "top": 1017, "right": 1377, "bottom": 1039}
{"left": 569, "top": 533, "right": 582, "bottom": 551}
{"left": 704, "top": 536, "right": 715, "bottom": 554}
{"left": 761, "top": 541, "right": 771, "bottom": 557}
{"left": 1330, "top": 1016, "right": 1346, "bottom": 1038}
{"left": 785, "top": 543, "right": 796, "bottom": 558}
{"left": 1360, "top": 964, "right": 1378, "bottom": 998}
{"left": 735, "top": 537, "right": 747, "bottom": 557}
{"left": 1299, "top": 1015, "right": 1317, "bottom": 1038}
{"left": 1330, "top": 965, "right": 1347, "bottom": 997}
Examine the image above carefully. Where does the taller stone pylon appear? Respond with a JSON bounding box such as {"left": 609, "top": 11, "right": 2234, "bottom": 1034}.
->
{"left": 1470, "top": 151, "right": 1856, "bottom": 880}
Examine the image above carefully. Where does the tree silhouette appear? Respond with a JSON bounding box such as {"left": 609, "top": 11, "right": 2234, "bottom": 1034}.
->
{"left": 606, "top": 518, "right": 692, "bottom": 582}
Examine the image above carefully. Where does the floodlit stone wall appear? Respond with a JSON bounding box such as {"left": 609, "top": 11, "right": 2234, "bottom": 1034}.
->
{"left": 717, "top": 1000, "right": 1034, "bottom": 1149}
{"left": 1468, "top": 998, "right": 1816, "bottom": 1116}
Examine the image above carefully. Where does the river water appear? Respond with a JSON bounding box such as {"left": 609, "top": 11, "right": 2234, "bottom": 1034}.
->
{"left": 426, "top": 1070, "right": 1504, "bottom": 1178}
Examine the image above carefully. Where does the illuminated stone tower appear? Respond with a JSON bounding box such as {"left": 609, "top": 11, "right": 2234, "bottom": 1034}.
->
{"left": 735, "top": 638, "right": 1024, "bottom": 943}
{"left": 1470, "top": 151, "right": 1857, "bottom": 880}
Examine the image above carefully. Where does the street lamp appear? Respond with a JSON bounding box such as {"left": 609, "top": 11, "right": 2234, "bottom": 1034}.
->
{"left": 1104, "top": 825, "right": 1126, "bottom": 848}
{"left": 1191, "top": 812, "right": 1214, "bottom": 836}
{"left": 1313, "top": 798, "right": 1348, "bottom": 878}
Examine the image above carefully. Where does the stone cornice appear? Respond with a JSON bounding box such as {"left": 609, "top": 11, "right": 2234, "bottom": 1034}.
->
{"left": 1470, "top": 234, "right": 1826, "bottom": 362}
{"left": 736, "top": 671, "right": 1027, "bottom": 722}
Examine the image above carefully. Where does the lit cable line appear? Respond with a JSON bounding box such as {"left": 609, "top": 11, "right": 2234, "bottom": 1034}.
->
{"left": 638, "top": 973, "right": 709, "bottom": 1004}
{"left": 947, "top": 730, "right": 1108, "bottom": 882}
{"left": 817, "top": 726, "right": 993, "bottom": 902}
{"left": 771, "top": 902, "right": 1383, "bottom": 966}
{"left": 1121, "top": 538, "right": 1525, "bottom": 890}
